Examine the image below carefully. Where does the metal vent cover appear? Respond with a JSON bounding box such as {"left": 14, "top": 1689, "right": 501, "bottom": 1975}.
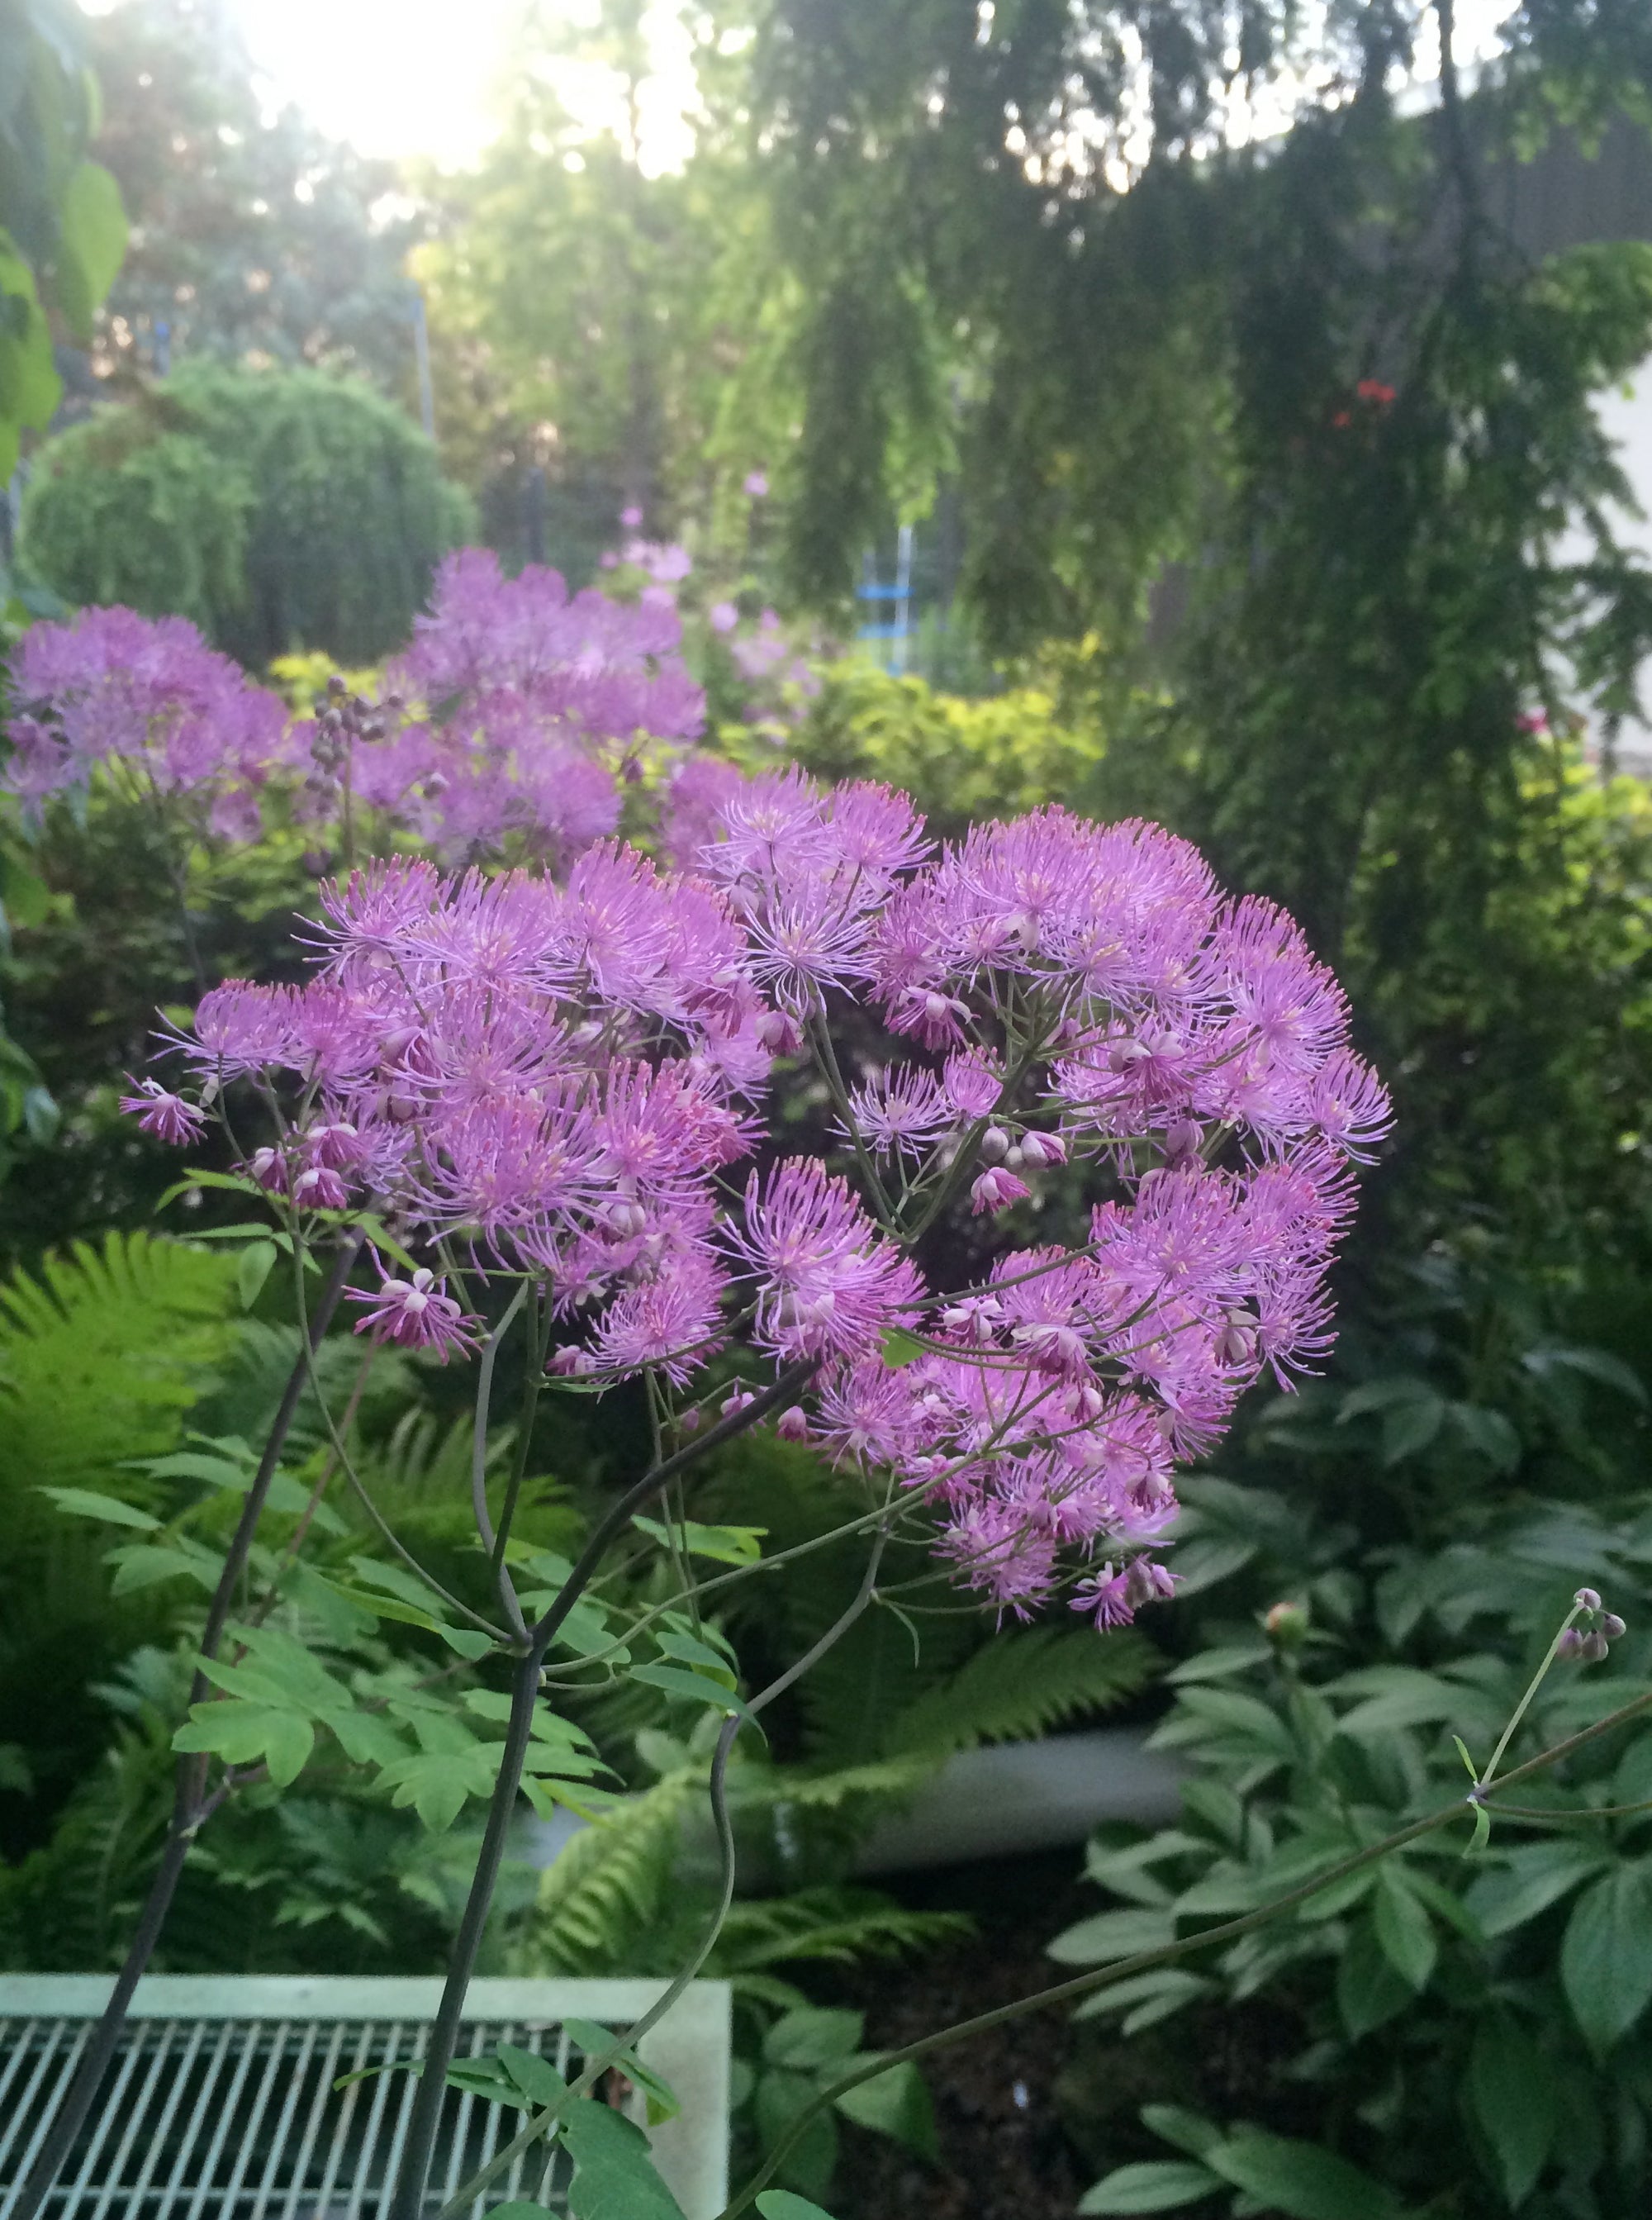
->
{"left": 0, "top": 1977, "right": 729, "bottom": 2220}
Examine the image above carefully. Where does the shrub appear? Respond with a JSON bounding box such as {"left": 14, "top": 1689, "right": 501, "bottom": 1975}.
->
{"left": 19, "top": 364, "right": 474, "bottom": 666}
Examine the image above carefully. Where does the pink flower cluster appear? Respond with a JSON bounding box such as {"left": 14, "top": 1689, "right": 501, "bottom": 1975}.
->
{"left": 129, "top": 778, "right": 1388, "bottom": 1627}
{"left": 2, "top": 607, "right": 285, "bottom": 835}
{"left": 342, "top": 552, "right": 705, "bottom": 858}
{"left": 5, "top": 554, "right": 708, "bottom": 864}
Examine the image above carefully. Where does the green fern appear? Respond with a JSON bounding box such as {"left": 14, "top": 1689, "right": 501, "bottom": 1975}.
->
{"left": 711, "top": 1886, "right": 971, "bottom": 1974}
{"left": 0, "top": 1234, "right": 244, "bottom": 1827}
{"left": 884, "top": 1624, "right": 1157, "bottom": 1759}
{"left": 529, "top": 1765, "right": 701, "bottom": 1974}
{"left": 192, "top": 1318, "right": 405, "bottom": 1468}
{"left": 0, "top": 1230, "right": 240, "bottom": 1506}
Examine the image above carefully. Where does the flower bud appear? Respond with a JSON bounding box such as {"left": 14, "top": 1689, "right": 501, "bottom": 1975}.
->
{"left": 547, "top": 1346, "right": 596, "bottom": 1377}
{"left": 1124, "top": 1557, "right": 1177, "bottom": 1609}
{"left": 971, "top": 1166, "right": 1031, "bottom": 1215}
{"left": 249, "top": 1146, "right": 288, "bottom": 1194}
{"left": 1602, "top": 1613, "right": 1627, "bottom": 1640}
{"left": 1575, "top": 1587, "right": 1602, "bottom": 1612}
{"left": 1004, "top": 1146, "right": 1025, "bottom": 1170}
{"left": 1108, "top": 1038, "right": 1150, "bottom": 1075}
{"left": 980, "top": 1126, "right": 1010, "bottom": 1162}
{"left": 1213, "top": 1313, "right": 1259, "bottom": 1368}
{"left": 678, "top": 1406, "right": 702, "bottom": 1433}
{"left": 1019, "top": 1130, "right": 1068, "bottom": 1169}
{"left": 1557, "top": 1626, "right": 1585, "bottom": 1660}
{"left": 776, "top": 1405, "right": 809, "bottom": 1442}
{"left": 1580, "top": 1629, "right": 1609, "bottom": 1665}
{"left": 1265, "top": 1599, "right": 1311, "bottom": 1647}
{"left": 292, "top": 1164, "right": 348, "bottom": 1210}
{"left": 1162, "top": 1118, "right": 1203, "bottom": 1168}
{"left": 721, "top": 1388, "right": 757, "bottom": 1419}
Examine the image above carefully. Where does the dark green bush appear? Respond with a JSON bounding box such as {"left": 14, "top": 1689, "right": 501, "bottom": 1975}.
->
{"left": 19, "top": 364, "right": 474, "bottom": 666}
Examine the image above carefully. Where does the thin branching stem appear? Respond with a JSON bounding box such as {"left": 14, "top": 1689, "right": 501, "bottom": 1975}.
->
{"left": 717, "top": 1686, "right": 1652, "bottom": 2216}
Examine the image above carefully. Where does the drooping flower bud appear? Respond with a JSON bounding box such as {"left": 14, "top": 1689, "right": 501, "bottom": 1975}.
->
{"left": 249, "top": 1146, "right": 288, "bottom": 1194}
{"left": 1162, "top": 1118, "right": 1203, "bottom": 1169}
{"left": 1580, "top": 1629, "right": 1609, "bottom": 1665}
{"left": 1213, "top": 1310, "right": 1260, "bottom": 1368}
{"left": 776, "top": 1405, "right": 809, "bottom": 1442}
{"left": 980, "top": 1126, "right": 1011, "bottom": 1162}
{"left": 292, "top": 1164, "right": 349, "bottom": 1211}
{"left": 1018, "top": 1129, "right": 1067, "bottom": 1169}
{"left": 971, "top": 1166, "right": 1031, "bottom": 1215}
{"left": 1575, "top": 1587, "right": 1602, "bottom": 1612}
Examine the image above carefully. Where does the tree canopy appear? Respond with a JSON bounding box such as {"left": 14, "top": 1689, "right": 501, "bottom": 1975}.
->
{"left": 84, "top": 0, "right": 423, "bottom": 392}
{"left": 414, "top": 0, "right": 789, "bottom": 573}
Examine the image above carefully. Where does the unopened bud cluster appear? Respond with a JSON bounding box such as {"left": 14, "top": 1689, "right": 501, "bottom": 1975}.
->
{"left": 1559, "top": 1587, "right": 1628, "bottom": 1665}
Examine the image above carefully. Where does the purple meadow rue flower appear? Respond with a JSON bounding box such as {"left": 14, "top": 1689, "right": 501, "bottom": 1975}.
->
{"left": 348, "top": 1267, "right": 477, "bottom": 1359}
{"left": 119, "top": 1079, "right": 206, "bottom": 1145}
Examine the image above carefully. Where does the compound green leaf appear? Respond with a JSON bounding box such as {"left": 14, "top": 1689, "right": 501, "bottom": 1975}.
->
{"left": 559, "top": 2099, "right": 686, "bottom": 2220}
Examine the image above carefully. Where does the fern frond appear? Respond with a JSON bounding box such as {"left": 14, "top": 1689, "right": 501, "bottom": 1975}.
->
{"left": 743, "top": 1757, "right": 934, "bottom": 1810}
{"left": 193, "top": 1319, "right": 404, "bottom": 1467}
{"left": 884, "top": 1626, "right": 1157, "bottom": 1760}
{"left": 528, "top": 1765, "right": 700, "bottom": 1975}
{"left": 712, "top": 1886, "right": 971, "bottom": 1973}
{"left": 0, "top": 1235, "right": 244, "bottom": 1809}
{"left": 0, "top": 1230, "right": 240, "bottom": 1505}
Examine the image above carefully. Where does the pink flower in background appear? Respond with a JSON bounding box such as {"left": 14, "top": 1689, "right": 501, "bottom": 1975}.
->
{"left": 3, "top": 555, "right": 714, "bottom": 868}
{"left": 648, "top": 544, "right": 692, "bottom": 584}
{"left": 710, "top": 601, "right": 739, "bottom": 635}
{"left": 620, "top": 505, "right": 644, "bottom": 529}
{"left": 743, "top": 470, "right": 770, "bottom": 498}
{"left": 3, "top": 606, "right": 282, "bottom": 830}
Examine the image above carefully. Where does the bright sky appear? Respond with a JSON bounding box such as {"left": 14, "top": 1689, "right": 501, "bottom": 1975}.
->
{"left": 222, "top": 0, "right": 697, "bottom": 172}
{"left": 78, "top": 0, "right": 699, "bottom": 172}
{"left": 83, "top": 0, "right": 1518, "bottom": 174}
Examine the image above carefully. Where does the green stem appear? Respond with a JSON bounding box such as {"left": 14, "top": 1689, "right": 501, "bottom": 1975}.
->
{"left": 488, "top": 1284, "right": 553, "bottom": 1604}
{"left": 386, "top": 1357, "right": 818, "bottom": 2220}
{"left": 1479, "top": 1603, "right": 1583, "bottom": 1788}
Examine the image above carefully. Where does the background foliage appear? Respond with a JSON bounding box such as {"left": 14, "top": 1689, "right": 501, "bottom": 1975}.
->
{"left": 18, "top": 359, "right": 474, "bottom": 663}
{"left": 6, "top": 2, "right": 1652, "bottom": 2214}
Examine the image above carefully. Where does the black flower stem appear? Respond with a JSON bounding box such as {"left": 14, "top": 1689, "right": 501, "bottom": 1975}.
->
{"left": 10, "top": 1232, "right": 364, "bottom": 2220}
{"left": 426, "top": 1517, "right": 892, "bottom": 2220}
{"left": 386, "top": 1357, "right": 817, "bottom": 2220}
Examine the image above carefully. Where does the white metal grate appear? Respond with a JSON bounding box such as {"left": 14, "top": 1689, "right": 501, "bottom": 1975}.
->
{"left": 0, "top": 1978, "right": 730, "bottom": 2220}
